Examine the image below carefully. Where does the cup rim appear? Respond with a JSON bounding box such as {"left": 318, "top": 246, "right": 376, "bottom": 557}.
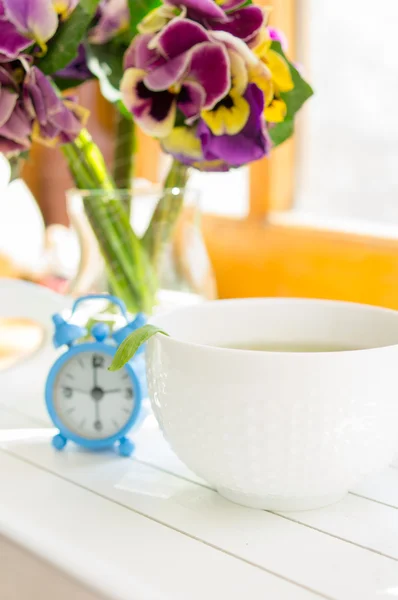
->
{"left": 150, "top": 297, "right": 398, "bottom": 355}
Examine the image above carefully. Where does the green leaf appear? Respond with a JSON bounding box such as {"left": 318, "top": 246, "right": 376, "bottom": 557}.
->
{"left": 37, "top": 0, "right": 102, "bottom": 75}
{"left": 87, "top": 43, "right": 125, "bottom": 104}
{"left": 109, "top": 325, "right": 169, "bottom": 371}
{"left": 128, "top": 0, "right": 162, "bottom": 35}
{"left": 117, "top": 100, "right": 133, "bottom": 120}
{"left": 269, "top": 118, "right": 294, "bottom": 147}
{"left": 271, "top": 41, "right": 314, "bottom": 118}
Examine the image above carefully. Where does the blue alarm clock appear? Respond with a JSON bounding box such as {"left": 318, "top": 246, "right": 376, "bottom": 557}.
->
{"left": 45, "top": 294, "right": 147, "bottom": 457}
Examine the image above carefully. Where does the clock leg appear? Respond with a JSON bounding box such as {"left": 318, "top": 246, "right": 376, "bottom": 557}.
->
{"left": 52, "top": 433, "right": 67, "bottom": 451}
{"left": 117, "top": 437, "right": 134, "bottom": 457}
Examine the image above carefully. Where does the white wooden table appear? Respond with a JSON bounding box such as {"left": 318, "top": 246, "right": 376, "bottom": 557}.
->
{"left": 1, "top": 280, "right": 398, "bottom": 600}
{"left": 1, "top": 398, "right": 398, "bottom": 600}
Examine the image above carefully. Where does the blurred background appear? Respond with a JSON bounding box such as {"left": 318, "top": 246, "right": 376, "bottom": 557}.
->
{"left": 2, "top": 0, "right": 398, "bottom": 308}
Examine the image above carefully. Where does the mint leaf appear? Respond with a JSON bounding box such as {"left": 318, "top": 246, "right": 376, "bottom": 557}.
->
{"left": 37, "top": 0, "right": 102, "bottom": 75}
{"left": 109, "top": 325, "right": 168, "bottom": 371}
{"left": 271, "top": 41, "right": 314, "bottom": 118}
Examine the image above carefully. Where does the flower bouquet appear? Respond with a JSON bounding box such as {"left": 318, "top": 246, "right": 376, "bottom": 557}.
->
{"left": 0, "top": 0, "right": 313, "bottom": 314}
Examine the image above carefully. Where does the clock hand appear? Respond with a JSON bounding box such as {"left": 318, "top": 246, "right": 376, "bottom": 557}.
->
{"left": 103, "top": 388, "right": 122, "bottom": 394}
{"left": 65, "top": 387, "right": 90, "bottom": 395}
{"left": 93, "top": 363, "right": 98, "bottom": 388}
{"left": 94, "top": 401, "right": 102, "bottom": 432}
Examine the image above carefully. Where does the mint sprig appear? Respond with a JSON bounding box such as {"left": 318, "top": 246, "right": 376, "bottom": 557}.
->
{"left": 109, "top": 324, "right": 168, "bottom": 371}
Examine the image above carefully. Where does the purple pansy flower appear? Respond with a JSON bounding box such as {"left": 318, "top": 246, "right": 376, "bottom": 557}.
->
{"left": 209, "top": 6, "right": 265, "bottom": 43}
{"left": 197, "top": 83, "right": 270, "bottom": 168}
{"left": 166, "top": 0, "right": 226, "bottom": 20}
{"left": 162, "top": 83, "right": 270, "bottom": 171}
{"left": 0, "top": 61, "right": 32, "bottom": 154}
{"left": 24, "top": 66, "right": 84, "bottom": 145}
{"left": 2, "top": 0, "right": 58, "bottom": 50}
{"left": 89, "top": 0, "right": 129, "bottom": 44}
{"left": 0, "top": 63, "right": 18, "bottom": 89}
{"left": 0, "top": 89, "right": 32, "bottom": 155}
{"left": 121, "top": 19, "right": 230, "bottom": 137}
{"left": 0, "top": 98, "right": 32, "bottom": 155}
{"left": 0, "top": 0, "right": 31, "bottom": 59}
{"left": 56, "top": 44, "right": 92, "bottom": 82}
{"left": 165, "top": 0, "right": 265, "bottom": 43}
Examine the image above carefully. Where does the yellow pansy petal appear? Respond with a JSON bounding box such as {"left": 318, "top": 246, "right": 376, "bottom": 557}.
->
{"left": 265, "top": 98, "right": 287, "bottom": 123}
{"left": 201, "top": 93, "right": 250, "bottom": 136}
{"left": 249, "top": 61, "right": 273, "bottom": 106}
{"left": 31, "top": 121, "right": 57, "bottom": 147}
{"left": 265, "top": 49, "right": 294, "bottom": 92}
{"left": 253, "top": 28, "right": 272, "bottom": 59}
{"left": 200, "top": 108, "right": 225, "bottom": 136}
{"left": 162, "top": 127, "right": 202, "bottom": 160}
{"left": 229, "top": 49, "right": 248, "bottom": 96}
{"left": 53, "top": 1, "right": 69, "bottom": 20}
{"left": 223, "top": 94, "right": 250, "bottom": 134}
{"left": 64, "top": 101, "right": 90, "bottom": 128}
{"left": 138, "top": 5, "right": 178, "bottom": 34}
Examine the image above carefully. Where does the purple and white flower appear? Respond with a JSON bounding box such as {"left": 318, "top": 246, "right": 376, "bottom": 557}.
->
{"left": 24, "top": 66, "right": 85, "bottom": 146}
{"left": 162, "top": 83, "right": 270, "bottom": 170}
{"left": 0, "top": 0, "right": 31, "bottom": 59}
{"left": 121, "top": 19, "right": 230, "bottom": 137}
{"left": 2, "top": 0, "right": 58, "bottom": 51}
{"left": 197, "top": 83, "right": 270, "bottom": 167}
{"left": 0, "top": 63, "right": 32, "bottom": 154}
{"left": 165, "top": 0, "right": 265, "bottom": 43}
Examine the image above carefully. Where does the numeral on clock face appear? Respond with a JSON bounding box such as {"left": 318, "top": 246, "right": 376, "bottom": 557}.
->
{"left": 92, "top": 354, "right": 104, "bottom": 369}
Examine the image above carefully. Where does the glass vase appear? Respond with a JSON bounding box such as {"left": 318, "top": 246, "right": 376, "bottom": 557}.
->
{"left": 67, "top": 186, "right": 217, "bottom": 311}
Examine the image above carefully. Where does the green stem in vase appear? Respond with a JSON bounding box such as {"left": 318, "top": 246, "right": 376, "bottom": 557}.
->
{"left": 113, "top": 113, "right": 136, "bottom": 213}
{"left": 142, "top": 159, "right": 190, "bottom": 267}
{"left": 63, "top": 129, "right": 157, "bottom": 314}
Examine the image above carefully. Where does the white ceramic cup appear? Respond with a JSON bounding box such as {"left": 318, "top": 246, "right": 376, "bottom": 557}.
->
{"left": 147, "top": 298, "right": 398, "bottom": 511}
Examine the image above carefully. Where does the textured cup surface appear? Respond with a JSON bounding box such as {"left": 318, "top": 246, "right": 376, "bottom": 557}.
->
{"left": 147, "top": 299, "right": 398, "bottom": 510}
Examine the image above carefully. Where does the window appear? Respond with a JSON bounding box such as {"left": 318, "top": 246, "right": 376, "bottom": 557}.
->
{"left": 296, "top": 0, "right": 398, "bottom": 224}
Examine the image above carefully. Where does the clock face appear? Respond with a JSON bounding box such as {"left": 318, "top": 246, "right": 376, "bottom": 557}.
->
{"left": 52, "top": 350, "right": 135, "bottom": 440}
